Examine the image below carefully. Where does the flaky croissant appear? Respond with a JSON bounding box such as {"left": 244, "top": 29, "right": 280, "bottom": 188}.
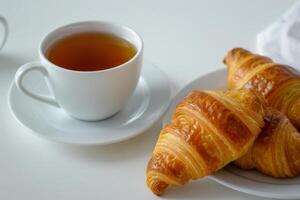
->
{"left": 224, "top": 48, "right": 300, "bottom": 129}
{"left": 235, "top": 109, "right": 300, "bottom": 177}
{"left": 146, "top": 89, "right": 265, "bottom": 195}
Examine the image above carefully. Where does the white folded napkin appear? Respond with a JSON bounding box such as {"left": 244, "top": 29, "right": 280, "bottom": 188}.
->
{"left": 256, "top": 0, "right": 300, "bottom": 68}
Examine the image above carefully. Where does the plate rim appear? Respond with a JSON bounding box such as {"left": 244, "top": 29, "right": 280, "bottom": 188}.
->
{"left": 8, "top": 61, "right": 171, "bottom": 146}
{"left": 209, "top": 170, "right": 300, "bottom": 199}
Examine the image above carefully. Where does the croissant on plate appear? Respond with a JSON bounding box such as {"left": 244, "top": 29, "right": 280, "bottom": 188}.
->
{"left": 224, "top": 47, "right": 300, "bottom": 129}
{"left": 235, "top": 109, "right": 300, "bottom": 177}
{"left": 146, "top": 89, "right": 265, "bottom": 195}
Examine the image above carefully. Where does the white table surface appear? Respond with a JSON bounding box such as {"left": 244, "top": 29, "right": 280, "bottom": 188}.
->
{"left": 0, "top": 0, "right": 296, "bottom": 199}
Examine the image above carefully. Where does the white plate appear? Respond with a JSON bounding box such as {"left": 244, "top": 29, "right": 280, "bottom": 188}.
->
{"left": 163, "top": 69, "right": 300, "bottom": 199}
{"left": 8, "top": 61, "right": 171, "bottom": 145}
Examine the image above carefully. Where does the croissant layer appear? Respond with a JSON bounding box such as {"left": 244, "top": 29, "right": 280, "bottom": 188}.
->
{"left": 224, "top": 48, "right": 300, "bottom": 129}
{"left": 146, "top": 89, "right": 265, "bottom": 195}
{"left": 235, "top": 109, "right": 300, "bottom": 177}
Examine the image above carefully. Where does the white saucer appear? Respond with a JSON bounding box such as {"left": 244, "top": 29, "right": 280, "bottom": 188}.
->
{"left": 9, "top": 61, "right": 171, "bottom": 145}
{"left": 163, "top": 69, "right": 300, "bottom": 199}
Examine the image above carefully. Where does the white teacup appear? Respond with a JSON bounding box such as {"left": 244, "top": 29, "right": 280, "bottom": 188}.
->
{"left": 0, "top": 16, "right": 8, "bottom": 50}
{"left": 15, "top": 21, "right": 143, "bottom": 121}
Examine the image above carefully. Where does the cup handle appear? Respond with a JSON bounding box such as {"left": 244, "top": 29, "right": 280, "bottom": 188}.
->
{"left": 15, "top": 61, "right": 60, "bottom": 107}
{"left": 0, "top": 16, "right": 8, "bottom": 50}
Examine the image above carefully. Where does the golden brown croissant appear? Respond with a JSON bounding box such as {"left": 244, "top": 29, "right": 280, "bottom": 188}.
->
{"left": 146, "top": 89, "right": 265, "bottom": 195}
{"left": 235, "top": 109, "right": 300, "bottom": 177}
{"left": 224, "top": 48, "right": 300, "bottom": 129}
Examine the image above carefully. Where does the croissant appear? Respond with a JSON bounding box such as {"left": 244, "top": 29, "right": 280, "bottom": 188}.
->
{"left": 224, "top": 47, "right": 300, "bottom": 129}
{"left": 235, "top": 109, "right": 300, "bottom": 177}
{"left": 146, "top": 89, "right": 265, "bottom": 195}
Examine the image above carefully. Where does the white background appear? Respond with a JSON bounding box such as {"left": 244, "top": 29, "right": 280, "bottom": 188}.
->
{"left": 0, "top": 0, "right": 296, "bottom": 199}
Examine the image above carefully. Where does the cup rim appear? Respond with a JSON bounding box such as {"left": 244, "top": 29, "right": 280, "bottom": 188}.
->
{"left": 39, "top": 20, "right": 143, "bottom": 74}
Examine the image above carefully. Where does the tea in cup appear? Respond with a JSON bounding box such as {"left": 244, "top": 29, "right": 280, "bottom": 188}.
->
{"left": 15, "top": 21, "right": 143, "bottom": 121}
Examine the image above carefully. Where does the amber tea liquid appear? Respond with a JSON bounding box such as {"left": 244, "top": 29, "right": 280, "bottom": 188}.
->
{"left": 46, "top": 32, "right": 137, "bottom": 71}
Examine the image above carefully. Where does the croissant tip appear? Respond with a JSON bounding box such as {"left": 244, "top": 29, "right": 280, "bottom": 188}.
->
{"left": 151, "top": 189, "right": 164, "bottom": 196}
{"left": 229, "top": 47, "right": 248, "bottom": 52}
{"left": 147, "top": 177, "right": 169, "bottom": 196}
{"left": 223, "top": 47, "right": 242, "bottom": 65}
{"left": 149, "top": 184, "right": 168, "bottom": 196}
{"left": 227, "top": 47, "right": 250, "bottom": 56}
